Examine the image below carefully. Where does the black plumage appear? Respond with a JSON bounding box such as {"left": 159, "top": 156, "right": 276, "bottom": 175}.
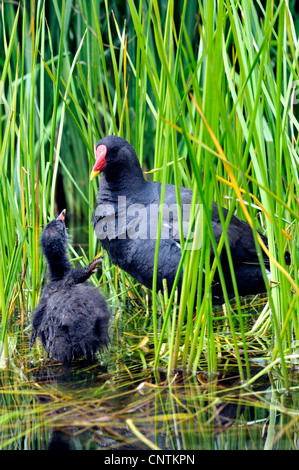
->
{"left": 90, "top": 135, "right": 289, "bottom": 302}
{"left": 30, "top": 210, "right": 110, "bottom": 365}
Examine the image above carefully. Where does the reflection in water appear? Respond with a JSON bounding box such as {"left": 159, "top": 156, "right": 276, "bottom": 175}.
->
{"left": 1, "top": 296, "right": 299, "bottom": 450}
{"left": 1, "top": 357, "right": 298, "bottom": 450}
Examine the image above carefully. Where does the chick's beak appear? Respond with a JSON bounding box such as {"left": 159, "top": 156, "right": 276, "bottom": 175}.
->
{"left": 90, "top": 144, "right": 108, "bottom": 180}
{"left": 57, "top": 209, "right": 66, "bottom": 222}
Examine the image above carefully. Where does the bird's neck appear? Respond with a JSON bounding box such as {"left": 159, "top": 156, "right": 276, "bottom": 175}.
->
{"left": 46, "top": 252, "right": 72, "bottom": 281}
{"left": 99, "top": 170, "right": 146, "bottom": 197}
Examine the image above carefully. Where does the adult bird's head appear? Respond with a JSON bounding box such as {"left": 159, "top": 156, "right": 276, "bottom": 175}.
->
{"left": 90, "top": 135, "right": 144, "bottom": 183}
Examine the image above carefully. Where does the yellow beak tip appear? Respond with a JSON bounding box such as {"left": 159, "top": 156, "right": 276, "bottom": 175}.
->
{"left": 90, "top": 171, "right": 100, "bottom": 181}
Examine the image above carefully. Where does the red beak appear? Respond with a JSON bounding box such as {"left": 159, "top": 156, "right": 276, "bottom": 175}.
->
{"left": 90, "top": 144, "right": 108, "bottom": 180}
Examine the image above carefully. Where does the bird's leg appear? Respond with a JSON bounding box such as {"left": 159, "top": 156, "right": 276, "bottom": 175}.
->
{"left": 86, "top": 258, "right": 103, "bottom": 276}
{"left": 72, "top": 258, "right": 103, "bottom": 284}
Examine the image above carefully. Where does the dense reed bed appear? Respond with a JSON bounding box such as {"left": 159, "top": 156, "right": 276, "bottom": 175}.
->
{"left": 0, "top": 0, "right": 298, "bottom": 388}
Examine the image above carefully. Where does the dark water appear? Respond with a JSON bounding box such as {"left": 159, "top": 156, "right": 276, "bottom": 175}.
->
{"left": 1, "top": 344, "right": 299, "bottom": 451}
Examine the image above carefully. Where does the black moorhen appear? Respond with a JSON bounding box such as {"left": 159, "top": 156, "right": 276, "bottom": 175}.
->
{"left": 30, "top": 210, "right": 110, "bottom": 365}
{"left": 90, "top": 135, "right": 289, "bottom": 302}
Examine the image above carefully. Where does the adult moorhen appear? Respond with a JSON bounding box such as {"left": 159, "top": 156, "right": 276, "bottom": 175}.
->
{"left": 90, "top": 135, "right": 288, "bottom": 302}
{"left": 30, "top": 210, "right": 110, "bottom": 365}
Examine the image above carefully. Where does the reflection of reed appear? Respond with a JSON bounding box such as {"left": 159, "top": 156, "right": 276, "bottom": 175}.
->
{"left": 1, "top": 359, "right": 299, "bottom": 450}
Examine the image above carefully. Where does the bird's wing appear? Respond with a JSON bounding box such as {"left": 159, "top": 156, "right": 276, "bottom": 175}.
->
{"left": 157, "top": 182, "right": 269, "bottom": 265}
{"left": 211, "top": 203, "right": 270, "bottom": 266}
{"left": 30, "top": 303, "right": 47, "bottom": 348}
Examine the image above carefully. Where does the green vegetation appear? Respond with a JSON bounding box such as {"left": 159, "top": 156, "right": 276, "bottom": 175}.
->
{"left": 0, "top": 0, "right": 298, "bottom": 391}
{"left": 1, "top": 360, "right": 298, "bottom": 450}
